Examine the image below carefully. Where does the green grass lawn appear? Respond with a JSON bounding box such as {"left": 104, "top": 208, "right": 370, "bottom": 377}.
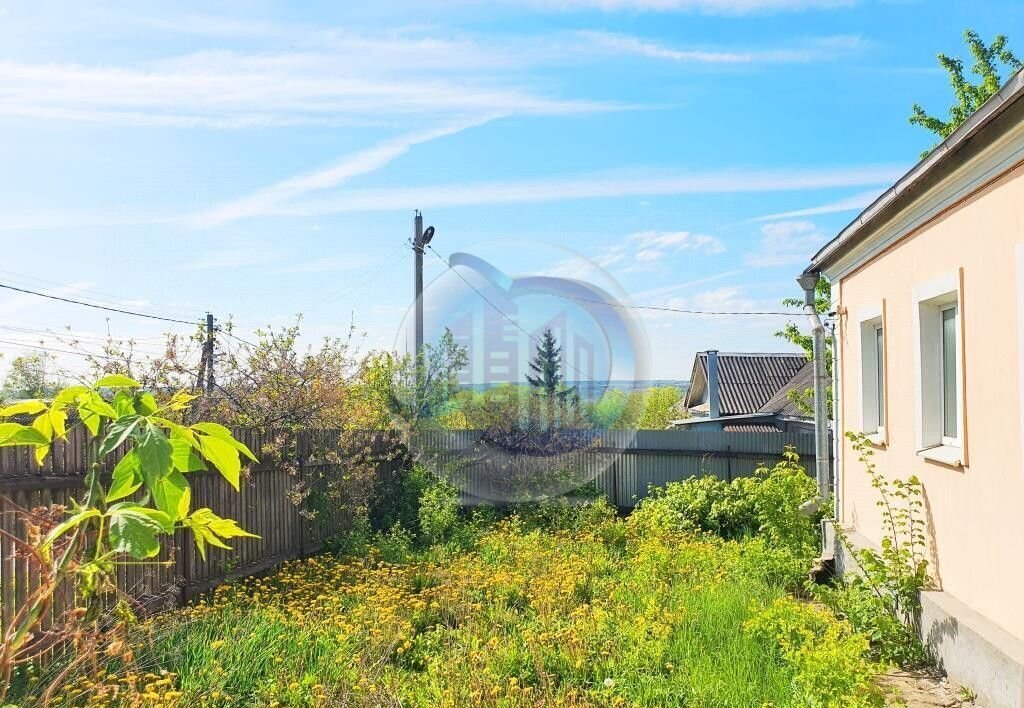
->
{"left": 25, "top": 511, "right": 881, "bottom": 707}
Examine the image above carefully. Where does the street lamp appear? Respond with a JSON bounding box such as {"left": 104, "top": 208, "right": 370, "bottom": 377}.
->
{"left": 413, "top": 213, "right": 435, "bottom": 359}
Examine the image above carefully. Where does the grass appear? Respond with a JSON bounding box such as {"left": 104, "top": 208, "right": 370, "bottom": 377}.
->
{"left": 19, "top": 514, "right": 880, "bottom": 707}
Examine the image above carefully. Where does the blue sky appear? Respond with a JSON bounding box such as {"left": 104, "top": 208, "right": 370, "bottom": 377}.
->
{"left": 1, "top": 0, "right": 1022, "bottom": 382}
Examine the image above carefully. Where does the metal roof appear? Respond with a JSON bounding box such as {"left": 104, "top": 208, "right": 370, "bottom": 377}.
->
{"left": 757, "top": 362, "right": 813, "bottom": 416}
{"left": 684, "top": 352, "right": 808, "bottom": 416}
{"left": 808, "top": 67, "right": 1024, "bottom": 274}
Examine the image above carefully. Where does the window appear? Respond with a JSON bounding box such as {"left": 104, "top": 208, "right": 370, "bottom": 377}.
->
{"left": 859, "top": 310, "right": 885, "bottom": 435}
{"left": 941, "top": 305, "right": 958, "bottom": 442}
{"left": 875, "top": 325, "right": 885, "bottom": 428}
{"left": 915, "top": 276, "right": 962, "bottom": 464}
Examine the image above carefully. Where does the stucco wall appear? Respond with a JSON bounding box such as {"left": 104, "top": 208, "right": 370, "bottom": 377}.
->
{"left": 837, "top": 166, "right": 1024, "bottom": 640}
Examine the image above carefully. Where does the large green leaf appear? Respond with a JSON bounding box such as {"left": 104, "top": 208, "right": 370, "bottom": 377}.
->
{"left": 134, "top": 391, "right": 159, "bottom": 416}
{"left": 0, "top": 400, "right": 46, "bottom": 417}
{"left": 113, "top": 390, "right": 136, "bottom": 418}
{"left": 197, "top": 435, "right": 242, "bottom": 491}
{"left": 0, "top": 422, "right": 49, "bottom": 447}
{"left": 29, "top": 416, "right": 54, "bottom": 465}
{"left": 151, "top": 469, "right": 191, "bottom": 522}
{"left": 97, "top": 415, "right": 142, "bottom": 457}
{"left": 170, "top": 437, "right": 207, "bottom": 473}
{"left": 41, "top": 508, "right": 101, "bottom": 550}
{"left": 183, "top": 507, "right": 258, "bottom": 561}
{"left": 94, "top": 374, "right": 142, "bottom": 389}
{"left": 136, "top": 424, "right": 174, "bottom": 482}
{"left": 78, "top": 392, "right": 119, "bottom": 436}
{"left": 191, "top": 422, "right": 257, "bottom": 462}
{"left": 107, "top": 451, "right": 143, "bottom": 502}
{"left": 52, "top": 385, "right": 90, "bottom": 410}
{"left": 106, "top": 504, "right": 172, "bottom": 560}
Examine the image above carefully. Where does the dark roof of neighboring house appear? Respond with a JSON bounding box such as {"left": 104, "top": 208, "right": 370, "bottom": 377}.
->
{"left": 756, "top": 362, "right": 813, "bottom": 417}
{"left": 808, "top": 68, "right": 1024, "bottom": 274}
{"left": 683, "top": 352, "right": 808, "bottom": 416}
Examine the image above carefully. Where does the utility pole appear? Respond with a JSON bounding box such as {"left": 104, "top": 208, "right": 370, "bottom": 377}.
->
{"left": 413, "top": 211, "right": 424, "bottom": 360}
{"left": 411, "top": 211, "right": 436, "bottom": 360}
{"left": 196, "top": 313, "right": 216, "bottom": 394}
{"left": 205, "top": 313, "right": 216, "bottom": 394}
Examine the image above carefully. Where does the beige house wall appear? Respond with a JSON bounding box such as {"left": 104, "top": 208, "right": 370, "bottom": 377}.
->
{"left": 836, "top": 164, "right": 1024, "bottom": 640}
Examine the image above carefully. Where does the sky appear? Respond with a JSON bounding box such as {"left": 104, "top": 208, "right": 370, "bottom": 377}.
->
{"left": 1, "top": 0, "right": 1022, "bottom": 384}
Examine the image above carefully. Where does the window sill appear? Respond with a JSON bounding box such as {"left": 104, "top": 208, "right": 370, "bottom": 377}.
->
{"left": 917, "top": 444, "right": 962, "bottom": 467}
{"left": 866, "top": 431, "right": 886, "bottom": 447}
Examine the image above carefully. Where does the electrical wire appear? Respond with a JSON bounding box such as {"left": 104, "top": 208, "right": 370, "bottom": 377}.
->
{"left": 302, "top": 240, "right": 413, "bottom": 314}
{"left": 424, "top": 245, "right": 594, "bottom": 381}
{"left": 515, "top": 287, "right": 798, "bottom": 317}
{"left": 0, "top": 267, "right": 200, "bottom": 319}
{"left": 0, "top": 282, "right": 201, "bottom": 326}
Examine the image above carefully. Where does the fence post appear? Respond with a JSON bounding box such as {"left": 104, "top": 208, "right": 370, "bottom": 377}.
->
{"left": 296, "top": 452, "right": 306, "bottom": 559}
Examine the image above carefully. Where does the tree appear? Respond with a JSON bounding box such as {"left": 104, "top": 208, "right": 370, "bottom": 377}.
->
{"left": 1, "top": 353, "right": 60, "bottom": 400}
{"left": 776, "top": 276, "right": 832, "bottom": 418}
{"left": 910, "top": 30, "right": 1022, "bottom": 148}
{"left": 525, "top": 328, "right": 573, "bottom": 398}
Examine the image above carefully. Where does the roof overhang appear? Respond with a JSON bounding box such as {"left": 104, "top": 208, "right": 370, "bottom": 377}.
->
{"left": 806, "top": 68, "right": 1024, "bottom": 277}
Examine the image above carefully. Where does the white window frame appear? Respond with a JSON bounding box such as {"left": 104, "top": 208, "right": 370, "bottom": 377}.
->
{"left": 913, "top": 273, "right": 963, "bottom": 466}
{"left": 858, "top": 305, "right": 885, "bottom": 440}
{"left": 939, "top": 303, "right": 959, "bottom": 447}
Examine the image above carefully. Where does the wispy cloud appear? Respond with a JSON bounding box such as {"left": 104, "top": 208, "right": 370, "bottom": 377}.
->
{"left": 269, "top": 164, "right": 905, "bottom": 216}
{"left": 0, "top": 48, "right": 617, "bottom": 129}
{"left": 744, "top": 220, "right": 827, "bottom": 267}
{"left": 280, "top": 255, "right": 375, "bottom": 273}
{"left": 590, "top": 230, "right": 724, "bottom": 272}
{"left": 751, "top": 188, "right": 884, "bottom": 221}
{"left": 193, "top": 116, "right": 497, "bottom": 227}
{"left": 581, "top": 31, "right": 863, "bottom": 63}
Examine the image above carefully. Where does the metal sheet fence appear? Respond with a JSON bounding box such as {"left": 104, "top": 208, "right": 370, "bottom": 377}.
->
{"left": 414, "top": 428, "right": 826, "bottom": 508}
{"left": 0, "top": 428, "right": 404, "bottom": 634}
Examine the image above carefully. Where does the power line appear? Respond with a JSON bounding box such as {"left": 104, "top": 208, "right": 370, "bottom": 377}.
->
{"left": 516, "top": 287, "right": 798, "bottom": 317}
{"left": 302, "top": 240, "right": 413, "bottom": 314}
{"left": 0, "top": 267, "right": 200, "bottom": 319}
{"left": 0, "top": 282, "right": 201, "bottom": 326}
{"left": 425, "top": 245, "right": 594, "bottom": 381}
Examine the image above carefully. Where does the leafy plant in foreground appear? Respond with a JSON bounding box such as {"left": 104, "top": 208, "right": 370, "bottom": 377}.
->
{"left": 0, "top": 375, "right": 258, "bottom": 703}
{"left": 813, "top": 432, "right": 930, "bottom": 666}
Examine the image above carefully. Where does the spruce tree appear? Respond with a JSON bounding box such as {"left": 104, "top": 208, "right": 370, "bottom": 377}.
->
{"left": 525, "top": 328, "right": 568, "bottom": 397}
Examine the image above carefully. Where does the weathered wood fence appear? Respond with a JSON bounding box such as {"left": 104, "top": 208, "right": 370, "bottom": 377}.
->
{"left": 0, "top": 428, "right": 405, "bottom": 633}
{"left": 415, "top": 428, "right": 827, "bottom": 508}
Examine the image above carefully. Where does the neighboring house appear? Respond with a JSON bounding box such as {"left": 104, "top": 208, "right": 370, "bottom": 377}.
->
{"left": 670, "top": 351, "right": 812, "bottom": 432}
{"left": 804, "top": 69, "right": 1024, "bottom": 708}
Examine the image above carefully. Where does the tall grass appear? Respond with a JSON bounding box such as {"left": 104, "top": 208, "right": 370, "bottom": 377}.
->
{"left": 16, "top": 514, "right": 878, "bottom": 707}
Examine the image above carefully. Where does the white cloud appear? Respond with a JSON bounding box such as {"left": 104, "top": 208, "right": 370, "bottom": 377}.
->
{"left": 193, "top": 116, "right": 496, "bottom": 227}
{"left": 744, "top": 220, "right": 827, "bottom": 267}
{"left": 270, "top": 164, "right": 904, "bottom": 216}
{"left": 751, "top": 188, "right": 884, "bottom": 221}
{"left": 0, "top": 48, "right": 617, "bottom": 129}
{"left": 580, "top": 31, "right": 863, "bottom": 63}
{"left": 630, "top": 231, "right": 725, "bottom": 260}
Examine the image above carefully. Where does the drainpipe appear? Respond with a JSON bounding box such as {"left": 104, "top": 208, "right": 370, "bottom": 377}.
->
{"left": 706, "top": 350, "right": 721, "bottom": 418}
{"left": 797, "top": 272, "right": 831, "bottom": 508}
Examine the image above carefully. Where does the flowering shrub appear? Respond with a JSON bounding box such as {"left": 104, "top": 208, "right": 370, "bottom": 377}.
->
{"left": 13, "top": 515, "right": 882, "bottom": 707}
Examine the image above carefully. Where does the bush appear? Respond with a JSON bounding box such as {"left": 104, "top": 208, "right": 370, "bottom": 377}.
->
{"left": 745, "top": 597, "right": 884, "bottom": 707}
{"left": 811, "top": 433, "right": 930, "bottom": 667}
{"left": 630, "top": 447, "right": 822, "bottom": 574}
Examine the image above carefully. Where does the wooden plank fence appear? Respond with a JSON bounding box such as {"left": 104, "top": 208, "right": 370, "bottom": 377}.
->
{"left": 0, "top": 428, "right": 406, "bottom": 634}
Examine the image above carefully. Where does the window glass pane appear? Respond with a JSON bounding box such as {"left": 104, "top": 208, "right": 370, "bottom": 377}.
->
{"left": 875, "top": 326, "right": 884, "bottom": 427}
{"left": 942, "top": 307, "right": 957, "bottom": 438}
